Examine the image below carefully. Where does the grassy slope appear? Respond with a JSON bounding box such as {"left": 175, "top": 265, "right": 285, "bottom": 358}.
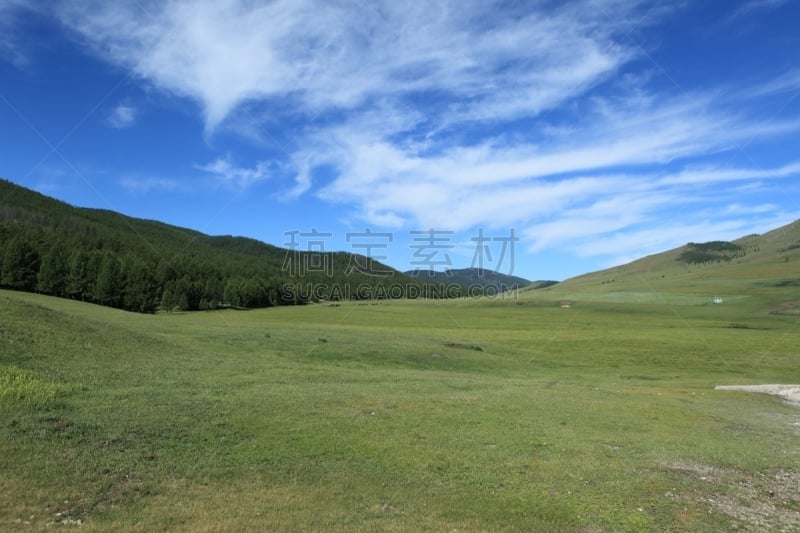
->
{"left": 1, "top": 284, "right": 799, "bottom": 531}
{"left": 530, "top": 219, "right": 800, "bottom": 306}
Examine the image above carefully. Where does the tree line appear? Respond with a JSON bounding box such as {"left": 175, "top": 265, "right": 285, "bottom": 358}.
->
{"left": 0, "top": 179, "right": 463, "bottom": 313}
{"left": 1, "top": 225, "right": 281, "bottom": 312}
{"left": 0, "top": 222, "right": 462, "bottom": 313}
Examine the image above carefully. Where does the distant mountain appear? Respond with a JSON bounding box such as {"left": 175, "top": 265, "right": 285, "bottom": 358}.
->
{"left": 404, "top": 267, "right": 553, "bottom": 293}
{"left": 0, "top": 179, "right": 456, "bottom": 312}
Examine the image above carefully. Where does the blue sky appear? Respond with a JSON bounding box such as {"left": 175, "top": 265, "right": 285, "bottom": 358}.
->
{"left": 1, "top": 0, "right": 799, "bottom": 281}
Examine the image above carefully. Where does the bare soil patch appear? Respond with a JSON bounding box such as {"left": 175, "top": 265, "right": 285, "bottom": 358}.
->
{"left": 443, "top": 342, "right": 483, "bottom": 351}
{"left": 715, "top": 384, "right": 800, "bottom": 406}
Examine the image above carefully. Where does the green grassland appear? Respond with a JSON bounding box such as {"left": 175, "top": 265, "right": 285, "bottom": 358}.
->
{"left": 2, "top": 279, "right": 799, "bottom": 531}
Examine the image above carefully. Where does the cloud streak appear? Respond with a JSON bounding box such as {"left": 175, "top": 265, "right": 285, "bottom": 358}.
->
{"left": 725, "top": 0, "right": 792, "bottom": 21}
{"left": 0, "top": 0, "right": 32, "bottom": 66}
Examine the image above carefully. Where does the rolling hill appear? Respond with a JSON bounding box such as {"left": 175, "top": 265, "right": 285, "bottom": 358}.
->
{"left": 526, "top": 218, "right": 800, "bottom": 313}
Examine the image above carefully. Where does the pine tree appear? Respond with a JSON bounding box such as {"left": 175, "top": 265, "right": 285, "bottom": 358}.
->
{"left": 160, "top": 282, "right": 176, "bottom": 312}
{"left": 37, "top": 242, "right": 69, "bottom": 296}
{"left": 173, "top": 276, "right": 201, "bottom": 311}
{"left": 94, "top": 252, "right": 122, "bottom": 307}
{"left": 66, "top": 250, "right": 91, "bottom": 300}
{"left": 121, "top": 253, "right": 158, "bottom": 313}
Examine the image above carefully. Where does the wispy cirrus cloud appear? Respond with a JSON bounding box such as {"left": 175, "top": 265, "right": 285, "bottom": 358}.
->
{"left": 521, "top": 162, "right": 800, "bottom": 267}
{"left": 119, "top": 175, "right": 180, "bottom": 194}
{"left": 734, "top": 69, "right": 800, "bottom": 100}
{"left": 50, "top": 0, "right": 644, "bottom": 132}
{"left": 196, "top": 156, "right": 272, "bottom": 188}
{"left": 311, "top": 90, "right": 800, "bottom": 230}
{"left": 657, "top": 161, "right": 800, "bottom": 186}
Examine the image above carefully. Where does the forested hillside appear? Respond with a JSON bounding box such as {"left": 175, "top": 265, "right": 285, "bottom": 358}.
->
{"left": 0, "top": 179, "right": 454, "bottom": 313}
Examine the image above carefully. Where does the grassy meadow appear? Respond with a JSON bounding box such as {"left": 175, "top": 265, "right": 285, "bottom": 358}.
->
{"left": 1, "top": 283, "right": 799, "bottom": 531}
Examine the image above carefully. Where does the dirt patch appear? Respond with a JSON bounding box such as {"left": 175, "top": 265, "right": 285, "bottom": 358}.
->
{"left": 726, "top": 323, "right": 768, "bottom": 330}
{"left": 663, "top": 461, "right": 800, "bottom": 531}
{"left": 443, "top": 342, "right": 483, "bottom": 351}
{"left": 666, "top": 460, "right": 718, "bottom": 479}
{"left": 770, "top": 300, "right": 800, "bottom": 316}
{"left": 715, "top": 384, "right": 800, "bottom": 406}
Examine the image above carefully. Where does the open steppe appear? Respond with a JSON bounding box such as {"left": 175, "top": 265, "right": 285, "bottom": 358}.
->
{"left": 2, "top": 280, "right": 799, "bottom": 531}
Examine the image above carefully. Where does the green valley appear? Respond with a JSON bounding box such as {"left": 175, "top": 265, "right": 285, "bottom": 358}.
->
{"left": 2, "top": 182, "right": 800, "bottom": 530}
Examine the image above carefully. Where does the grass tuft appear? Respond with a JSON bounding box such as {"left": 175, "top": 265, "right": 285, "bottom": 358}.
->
{"left": 0, "top": 366, "right": 72, "bottom": 409}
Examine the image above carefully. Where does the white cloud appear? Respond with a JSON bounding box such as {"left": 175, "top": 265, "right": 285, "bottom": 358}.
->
{"left": 196, "top": 156, "right": 272, "bottom": 187}
{"left": 516, "top": 162, "right": 800, "bottom": 265}
{"left": 311, "top": 91, "right": 800, "bottom": 232}
{"left": 51, "top": 0, "right": 644, "bottom": 133}
{"left": 522, "top": 191, "right": 677, "bottom": 253}
{"left": 722, "top": 203, "right": 777, "bottom": 215}
{"left": 119, "top": 176, "right": 179, "bottom": 193}
{"left": 107, "top": 104, "right": 136, "bottom": 129}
